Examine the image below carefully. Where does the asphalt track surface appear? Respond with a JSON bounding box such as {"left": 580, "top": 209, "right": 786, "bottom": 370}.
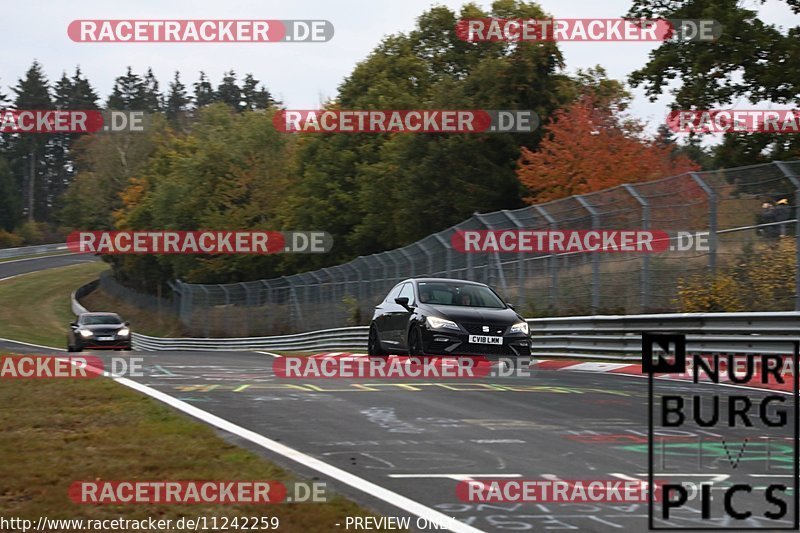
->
{"left": 0, "top": 252, "right": 98, "bottom": 280}
{"left": 1, "top": 255, "right": 797, "bottom": 532}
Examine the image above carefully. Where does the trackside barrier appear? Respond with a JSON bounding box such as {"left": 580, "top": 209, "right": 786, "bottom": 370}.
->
{"left": 131, "top": 327, "right": 370, "bottom": 352}
{"left": 71, "top": 282, "right": 800, "bottom": 355}
{"left": 0, "top": 243, "right": 68, "bottom": 259}
{"left": 125, "top": 311, "right": 800, "bottom": 357}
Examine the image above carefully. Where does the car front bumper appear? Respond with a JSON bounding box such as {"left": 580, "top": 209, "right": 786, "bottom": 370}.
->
{"left": 78, "top": 337, "right": 131, "bottom": 349}
{"left": 419, "top": 327, "right": 532, "bottom": 357}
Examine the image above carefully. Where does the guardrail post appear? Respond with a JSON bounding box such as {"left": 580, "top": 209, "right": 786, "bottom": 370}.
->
{"left": 576, "top": 195, "right": 600, "bottom": 313}
{"left": 774, "top": 161, "right": 800, "bottom": 311}
{"left": 690, "top": 173, "right": 718, "bottom": 274}
{"left": 534, "top": 205, "right": 558, "bottom": 310}
{"left": 624, "top": 184, "right": 650, "bottom": 312}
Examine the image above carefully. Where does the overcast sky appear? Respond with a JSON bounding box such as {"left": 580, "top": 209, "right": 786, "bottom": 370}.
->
{"left": 2, "top": 0, "right": 796, "bottom": 135}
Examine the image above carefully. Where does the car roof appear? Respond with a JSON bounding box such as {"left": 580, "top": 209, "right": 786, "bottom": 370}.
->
{"left": 402, "top": 277, "right": 488, "bottom": 287}
{"left": 80, "top": 312, "right": 121, "bottom": 317}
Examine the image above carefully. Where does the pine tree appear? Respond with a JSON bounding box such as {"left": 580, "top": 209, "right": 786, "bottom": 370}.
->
{"left": 0, "top": 157, "right": 19, "bottom": 231}
{"left": 10, "top": 61, "right": 53, "bottom": 221}
{"left": 166, "top": 71, "right": 191, "bottom": 126}
{"left": 69, "top": 67, "right": 100, "bottom": 110}
{"left": 216, "top": 70, "right": 242, "bottom": 111}
{"left": 140, "top": 67, "right": 162, "bottom": 112}
{"left": 107, "top": 67, "right": 145, "bottom": 110}
{"left": 241, "top": 73, "right": 273, "bottom": 110}
{"left": 193, "top": 71, "right": 215, "bottom": 108}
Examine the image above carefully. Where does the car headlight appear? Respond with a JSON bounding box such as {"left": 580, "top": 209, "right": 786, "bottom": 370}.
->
{"left": 118, "top": 328, "right": 130, "bottom": 337}
{"left": 78, "top": 329, "right": 94, "bottom": 338}
{"left": 426, "top": 316, "right": 460, "bottom": 331}
{"left": 509, "top": 321, "right": 529, "bottom": 335}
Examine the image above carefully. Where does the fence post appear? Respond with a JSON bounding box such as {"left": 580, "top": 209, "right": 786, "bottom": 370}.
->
{"left": 399, "top": 249, "right": 413, "bottom": 279}
{"left": 576, "top": 195, "right": 600, "bottom": 313}
{"left": 773, "top": 161, "right": 800, "bottom": 311}
{"left": 534, "top": 205, "right": 558, "bottom": 310}
{"left": 170, "top": 279, "right": 187, "bottom": 326}
{"left": 503, "top": 209, "right": 527, "bottom": 308}
{"left": 434, "top": 233, "right": 452, "bottom": 278}
{"left": 419, "top": 243, "right": 434, "bottom": 276}
{"left": 690, "top": 173, "right": 718, "bottom": 274}
{"left": 199, "top": 285, "right": 210, "bottom": 337}
{"left": 388, "top": 252, "right": 401, "bottom": 283}
{"left": 624, "top": 184, "right": 650, "bottom": 312}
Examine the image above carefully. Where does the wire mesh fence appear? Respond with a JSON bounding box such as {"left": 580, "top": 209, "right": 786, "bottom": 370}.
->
{"left": 101, "top": 160, "right": 800, "bottom": 337}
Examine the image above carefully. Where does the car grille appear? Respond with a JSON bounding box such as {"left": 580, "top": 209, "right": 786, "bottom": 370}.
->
{"left": 462, "top": 323, "right": 507, "bottom": 336}
{"left": 92, "top": 329, "right": 119, "bottom": 336}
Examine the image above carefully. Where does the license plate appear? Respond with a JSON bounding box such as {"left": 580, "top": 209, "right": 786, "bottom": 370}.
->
{"left": 97, "top": 336, "right": 115, "bottom": 341}
{"left": 469, "top": 335, "right": 502, "bottom": 345}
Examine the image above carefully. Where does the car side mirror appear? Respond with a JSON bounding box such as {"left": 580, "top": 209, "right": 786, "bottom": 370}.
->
{"left": 507, "top": 303, "right": 515, "bottom": 310}
{"left": 70, "top": 322, "right": 78, "bottom": 328}
{"left": 395, "top": 297, "right": 411, "bottom": 308}
{"left": 124, "top": 321, "right": 130, "bottom": 326}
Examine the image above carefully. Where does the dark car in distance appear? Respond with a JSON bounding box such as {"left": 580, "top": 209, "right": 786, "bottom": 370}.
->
{"left": 68, "top": 312, "right": 132, "bottom": 352}
{"left": 368, "top": 278, "right": 531, "bottom": 357}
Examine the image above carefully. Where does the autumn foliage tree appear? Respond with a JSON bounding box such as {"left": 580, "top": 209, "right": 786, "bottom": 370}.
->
{"left": 517, "top": 95, "right": 699, "bottom": 203}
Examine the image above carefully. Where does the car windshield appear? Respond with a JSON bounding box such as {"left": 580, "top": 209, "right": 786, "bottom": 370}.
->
{"left": 416, "top": 282, "right": 506, "bottom": 309}
{"left": 81, "top": 315, "right": 123, "bottom": 325}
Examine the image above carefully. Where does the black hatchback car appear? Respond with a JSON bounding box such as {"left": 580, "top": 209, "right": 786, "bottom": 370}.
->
{"left": 68, "top": 312, "right": 132, "bottom": 352}
{"left": 368, "top": 278, "right": 531, "bottom": 357}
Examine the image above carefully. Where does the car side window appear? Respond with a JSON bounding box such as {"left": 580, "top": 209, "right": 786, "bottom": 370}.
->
{"left": 385, "top": 284, "right": 403, "bottom": 303}
{"left": 398, "top": 283, "right": 415, "bottom": 305}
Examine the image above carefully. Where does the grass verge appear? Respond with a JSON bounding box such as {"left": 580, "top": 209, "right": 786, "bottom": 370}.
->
{"left": 0, "top": 261, "right": 108, "bottom": 348}
{"left": 0, "top": 263, "right": 397, "bottom": 531}
{"left": 0, "top": 377, "right": 391, "bottom": 530}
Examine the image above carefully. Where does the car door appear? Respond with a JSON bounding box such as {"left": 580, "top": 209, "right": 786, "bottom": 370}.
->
{"left": 373, "top": 284, "right": 403, "bottom": 348}
{"left": 392, "top": 282, "right": 416, "bottom": 348}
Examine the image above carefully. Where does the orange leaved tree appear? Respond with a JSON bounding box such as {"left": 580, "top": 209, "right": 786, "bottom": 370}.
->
{"left": 517, "top": 96, "right": 699, "bottom": 203}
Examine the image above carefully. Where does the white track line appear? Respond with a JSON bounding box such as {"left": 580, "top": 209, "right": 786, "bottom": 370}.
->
{"left": 1, "top": 337, "right": 483, "bottom": 532}
{"left": 0, "top": 336, "right": 63, "bottom": 351}
{"left": 0, "top": 252, "right": 73, "bottom": 265}
{"left": 114, "top": 376, "right": 484, "bottom": 532}
{"left": 0, "top": 272, "right": 32, "bottom": 283}
{"left": 255, "top": 351, "right": 283, "bottom": 358}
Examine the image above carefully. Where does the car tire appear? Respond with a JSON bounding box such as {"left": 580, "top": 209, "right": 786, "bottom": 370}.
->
{"left": 67, "top": 343, "right": 75, "bottom": 352}
{"left": 368, "top": 326, "right": 386, "bottom": 357}
{"left": 407, "top": 325, "right": 425, "bottom": 356}
{"left": 73, "top": 343, "right": 82, "bottom": 353}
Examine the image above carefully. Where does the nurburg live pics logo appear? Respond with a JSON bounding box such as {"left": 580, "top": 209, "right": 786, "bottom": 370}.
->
{"left": 643, "top": 333, "right": 799, "bottom": 529}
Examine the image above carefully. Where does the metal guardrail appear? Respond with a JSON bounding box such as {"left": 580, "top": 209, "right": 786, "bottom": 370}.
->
{"left": 0, "top": 243, "right": 68, "bottom": 259}
{"left": 131, "top": 327, "right": 370, "bottom": 352}
{"left": 72, "top": 280, "right": 800, "bottom": 355}
{"left": 528, "top": 312, "right": 800, "bottom": 359}
{"left": 130, "top": 312, "right": 800, "bottom": 357}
